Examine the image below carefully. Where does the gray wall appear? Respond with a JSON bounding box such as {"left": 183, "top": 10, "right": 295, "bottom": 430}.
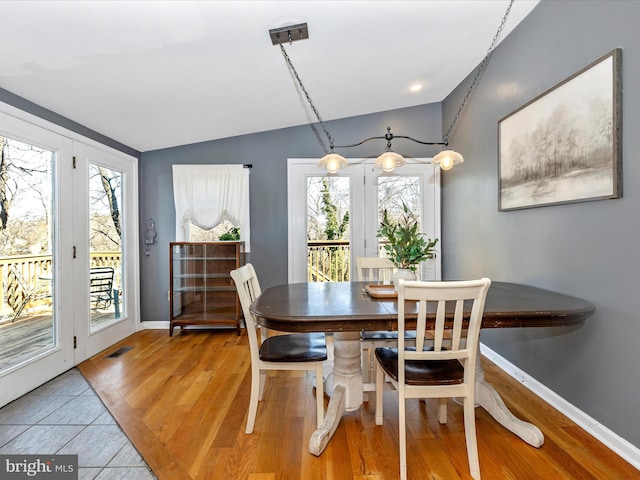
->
{"left": 139, "top": 103, "right": 442, "bottom": 323}
{"left": 441, "top": 1, "right": 640, "bottom": 448}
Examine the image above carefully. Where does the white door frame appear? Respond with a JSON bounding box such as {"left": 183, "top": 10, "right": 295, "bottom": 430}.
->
{"left": 0, "top": 102, "right": 140, "bottom": 406}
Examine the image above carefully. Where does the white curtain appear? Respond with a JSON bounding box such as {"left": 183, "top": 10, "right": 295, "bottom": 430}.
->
{"left": 172, "top": 164, "right": 250, "bottom": 249}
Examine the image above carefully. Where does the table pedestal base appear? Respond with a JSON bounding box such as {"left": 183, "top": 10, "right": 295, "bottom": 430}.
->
{"left": 309, "top": 384, "right": 346, "bottom": 456}
{"left": 309, "top": 332, "right": 360, "bottom": 456}
{"left": 475, "top": 360, "right": 544, "bottom": 447}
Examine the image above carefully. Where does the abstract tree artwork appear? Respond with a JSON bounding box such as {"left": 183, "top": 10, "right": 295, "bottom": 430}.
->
{"left": 498, "top": 49, "right": 622, "bottom": 211}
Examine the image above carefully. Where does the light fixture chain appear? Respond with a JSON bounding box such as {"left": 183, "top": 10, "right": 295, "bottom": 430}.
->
{"left": 279, "top": 44, "right": 336, "bottom": 150}
{"left": 443, "top": 0, "right": 514, "bottom": 144}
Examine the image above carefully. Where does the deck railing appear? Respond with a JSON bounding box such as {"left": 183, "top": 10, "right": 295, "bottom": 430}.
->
{"left": 3, "top": 242, "right": 374, "bottom": 316}
{"left": 306, "top": 240, "right": 391, "bottom": 282}
{"left": 307, "top": 240, "right": 351, "bottom": 282}
{"left": 0, "top": 252, "right": 121, "bottom": 318}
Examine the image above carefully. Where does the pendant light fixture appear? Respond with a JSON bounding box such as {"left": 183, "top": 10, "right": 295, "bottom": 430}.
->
{"left": 317, "top": 152, "right": 348, "bottom": 174}
{"left": 269, "top": 0, "right": 513, "bottom": 173}
{"left": 375, "top": 151, "right": 405, "bottom": 173}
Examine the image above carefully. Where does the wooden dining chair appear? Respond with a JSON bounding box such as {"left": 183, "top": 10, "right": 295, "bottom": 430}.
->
{"left": 230, "top": 263, "right": 327, "bottom": 434}
{"left": 374, "top": 278, "right": 491, "bottom": 480}
{"left": 356, "top": 256, "right": 414, "bottom": 394}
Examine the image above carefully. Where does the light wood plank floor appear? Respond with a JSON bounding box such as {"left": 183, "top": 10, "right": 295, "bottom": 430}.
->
{"left": 78, "top": 329, "right": 638, "bottom": 480}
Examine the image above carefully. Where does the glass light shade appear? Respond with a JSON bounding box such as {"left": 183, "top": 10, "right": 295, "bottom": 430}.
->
{"left": 374, "top": 151, "right": 405, "bottom": 173}
{"left": 317, "top": 152, "right": 348, "bottom": 173}
{"left": 432, "top": 149, "right": 464, "bottom": 170}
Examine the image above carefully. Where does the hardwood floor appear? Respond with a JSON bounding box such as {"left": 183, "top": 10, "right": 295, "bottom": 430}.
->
{"left": 78, "top": 329, "right": 638, "bottom": 480}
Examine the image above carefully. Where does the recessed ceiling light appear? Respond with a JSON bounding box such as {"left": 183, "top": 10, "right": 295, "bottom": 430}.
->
{"left": 408, "top": 83, "right": 424, "bottom": 93}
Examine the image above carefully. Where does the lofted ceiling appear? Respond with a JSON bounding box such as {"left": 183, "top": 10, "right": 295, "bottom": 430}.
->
{"left": 0, "top": 0, "right": 539, "bottom": 152}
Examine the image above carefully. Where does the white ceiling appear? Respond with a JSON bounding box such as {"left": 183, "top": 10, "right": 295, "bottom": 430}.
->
{"left": 0, "top": 0, "right": 539, "bottom": 152}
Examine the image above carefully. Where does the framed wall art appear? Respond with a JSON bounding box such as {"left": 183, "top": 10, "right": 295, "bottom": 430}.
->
{"left": 498, "top": 48, "right": 622, "bottom": 211}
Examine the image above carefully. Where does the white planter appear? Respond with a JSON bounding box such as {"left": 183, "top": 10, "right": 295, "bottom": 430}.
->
{"left": 393, "top": 268, "right": 417, "bottom": 289}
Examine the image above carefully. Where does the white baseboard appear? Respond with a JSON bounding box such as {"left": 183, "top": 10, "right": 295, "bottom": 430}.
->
{"left": 140, "top": 321, "right": 169, "bottom": 330}
{"left": 481, "top": 343, "right": 640, "bottom": 471}
{"left": 139, "top": 321, "right": 244, "bottom": 331}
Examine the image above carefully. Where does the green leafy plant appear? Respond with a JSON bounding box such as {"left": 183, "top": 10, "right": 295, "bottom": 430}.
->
{"left": 377, "top": 204, "right": 438, "bottom": 272}
{"left": 219, "top": 226, "right": 240, "bottom": 241}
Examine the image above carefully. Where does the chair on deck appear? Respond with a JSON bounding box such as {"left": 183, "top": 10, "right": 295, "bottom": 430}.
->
{"left": 6, "top": 265, "right": 51, "bottom": 322}
{"left": 374, "top": 278, "right": 491, "bottom": 480}
{"left": 89, "top": 267, "right": 115, "bottom": 309}
{"left": 230, "top": 263, "right": 327, "bottom": 434}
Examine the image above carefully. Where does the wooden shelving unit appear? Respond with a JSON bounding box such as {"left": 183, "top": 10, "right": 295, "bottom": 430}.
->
{"left": 169, "top": 241, "right": 245, "bottom": 336}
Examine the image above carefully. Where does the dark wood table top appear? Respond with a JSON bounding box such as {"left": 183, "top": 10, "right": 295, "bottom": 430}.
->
{"left": 250, "top": 281, "right": 595, "bottom": 333}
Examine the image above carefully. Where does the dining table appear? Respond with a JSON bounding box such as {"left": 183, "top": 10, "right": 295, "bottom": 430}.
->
{"left": 250, "top": 280, "right": 595, "bottom": 456}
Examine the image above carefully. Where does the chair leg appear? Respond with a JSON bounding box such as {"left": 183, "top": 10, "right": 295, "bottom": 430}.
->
{"left": 438, "top": 398, "right": 448, "bottom": 424}
{"left": 362, "top": 347, "right": 371, "bottom": 401}
{"left": 399, "top": 395, "right": 408, "bottom": 480}
{"left": 314, "top": 363, "right": 325, "bottom": 428}
{"left": 258, "top": 371, "right": 267, "bottom": 401}
{"left": 246, "top": 365, "right": 261, "bottom": 434}
{"left": 375, "top": 359, "right": 384, "bottom": 426}
{"left": 463, "top": 394, "right": 481, "bottom": 480}
{"left": 12, "top": 298, "right": 29, "bottom": 322}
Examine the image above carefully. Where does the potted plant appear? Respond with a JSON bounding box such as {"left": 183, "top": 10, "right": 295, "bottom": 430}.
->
{"left": 218, "top": 226, "right": 240, "bottom": 241}
{"left": 377, "top": 204, "right": 438, "bottom": 286}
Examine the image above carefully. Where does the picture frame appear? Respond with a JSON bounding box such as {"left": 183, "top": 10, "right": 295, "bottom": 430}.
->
{"left": 498, "top": 48, "right": 622, "bottom": 211}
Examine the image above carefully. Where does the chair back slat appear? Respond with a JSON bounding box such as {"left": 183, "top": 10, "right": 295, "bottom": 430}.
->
{"left": 434, "top": 300, "right": 447, "bottom": 352}
{"left": 452, "top": 299, "right": 465, "bottom": 350}
{"left": 356, "top": 257, "right": 396, "bottom": 283}
{"left": 89, "top": 267, "right": 114, "bottom": 292}
{"left": 230, "top": 264, "right": 265, "bottom": 353}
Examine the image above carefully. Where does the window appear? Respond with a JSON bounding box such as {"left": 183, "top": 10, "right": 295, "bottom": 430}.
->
{"left": 172, "top": 165, "right": 250, "bottom": 248}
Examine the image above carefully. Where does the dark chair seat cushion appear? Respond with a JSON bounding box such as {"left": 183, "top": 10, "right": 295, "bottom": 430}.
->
{"left": 361, "top": 330, "right": 417, "bottom": 341}
{"left": 260, "top": 333, "right": 328, "bottom": 362}
{"left": 374, "top": 347, "right": 464, "bottom": 386}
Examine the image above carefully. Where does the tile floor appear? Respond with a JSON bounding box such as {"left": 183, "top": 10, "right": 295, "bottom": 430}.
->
{"left": 0, "top": 368, "right": 156, "bottom": 480}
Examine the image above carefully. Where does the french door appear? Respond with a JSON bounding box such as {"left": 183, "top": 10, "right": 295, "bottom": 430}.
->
{"left": 288, "top": 158, "right": 441, "bottom": 283}
{"left": 0, "top": 104, "right": 139, "bottom": 407}
{"left": 72, "top": 142, "right": 139, "bottom": 363}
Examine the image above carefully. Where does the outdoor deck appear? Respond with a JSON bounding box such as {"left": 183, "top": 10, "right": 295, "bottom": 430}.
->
{"left": 0, "top": 314, "right": 53, "bottom": 371}
{"left": 0, "top": 310, "right": 119, "bottom": 372}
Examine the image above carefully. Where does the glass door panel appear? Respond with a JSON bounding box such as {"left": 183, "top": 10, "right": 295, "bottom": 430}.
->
{"left": 287, "top": 159, "right": 364, "bottom": 283}
{"left": 306, "top": 176, "right": 351, "bottom": 281}
{"left": 376, "top": 175, "right": 423, "bottom": 257}
{"left": 88, "top": 164, "right": 124, "bottom": 332}
{"left": 0, "top": 135, "right": 55, "bottom": 369}
{"left": 364, "top": 163, "right": 441, "bottom": 280}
